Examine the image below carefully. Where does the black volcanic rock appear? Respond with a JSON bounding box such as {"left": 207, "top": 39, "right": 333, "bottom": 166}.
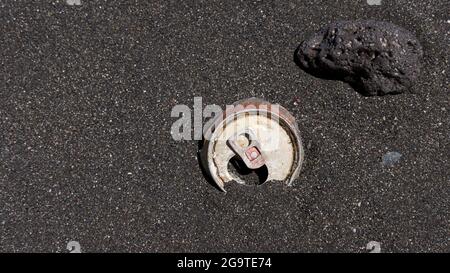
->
{"left": 295, "top": 20, "right": 423, "bottom": 96}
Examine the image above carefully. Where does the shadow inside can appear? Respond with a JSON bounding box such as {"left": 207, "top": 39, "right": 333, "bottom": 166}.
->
{"left": 227, "top": 156, "right": 268, "bottom": 186}
{"left": 197, "top": 140, "right": 269, "bottom": 192}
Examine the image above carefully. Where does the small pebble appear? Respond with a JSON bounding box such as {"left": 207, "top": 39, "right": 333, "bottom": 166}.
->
{"left": 367, "top": 0, "right": 382, "bottom": 5}
{"left": 382, "top": 151, "right": 402, "bottom": 167}
{"left": 66, "top": 0, "right": 82, "bottom": 6}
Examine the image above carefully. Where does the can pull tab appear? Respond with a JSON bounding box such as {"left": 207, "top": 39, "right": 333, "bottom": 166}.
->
{"left": 227, "top": 130, "right": 266, "bottom": 169}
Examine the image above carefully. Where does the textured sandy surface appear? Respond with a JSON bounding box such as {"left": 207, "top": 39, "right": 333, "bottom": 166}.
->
{"left": 0, "top": 0, "right": 448, "bottom": 252}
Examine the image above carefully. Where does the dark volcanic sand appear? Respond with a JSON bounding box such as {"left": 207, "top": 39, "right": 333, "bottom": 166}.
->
{"left": 0, "top": 0, "right": 448, "bottom": 252}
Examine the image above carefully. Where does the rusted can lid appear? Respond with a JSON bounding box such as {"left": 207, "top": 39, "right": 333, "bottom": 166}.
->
{"left": 200, "top": 98, "right": 304, "bottom": 192}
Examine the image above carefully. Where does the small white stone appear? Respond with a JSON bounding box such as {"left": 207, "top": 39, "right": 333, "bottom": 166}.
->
{"left": 66, "top": 0, "right": 81, "bottom": 6}
{"left": 382, "top": 151, "right": 402, "bottom": 167}
{"left": 367, "top": 0, "right": 382, "bottom": 5}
